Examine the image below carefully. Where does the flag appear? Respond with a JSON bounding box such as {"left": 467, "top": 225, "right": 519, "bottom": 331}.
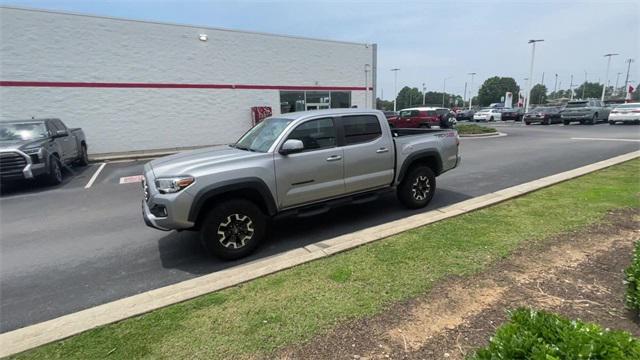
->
{"left": 626, "top": 84, "right": 635, "bottom": 101}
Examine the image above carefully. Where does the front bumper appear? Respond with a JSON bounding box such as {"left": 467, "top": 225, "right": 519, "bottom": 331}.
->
{"left": 0, "top": 150, "right": 47, "bottom": 181}
{"left": 561, "top": 113, "right": 591, "bottom": 120}
{"left": 609, "top": 115, "right": 640, "bottom": 123}
{"left": 141, "top": 173, "right": 196, "bottom": 231}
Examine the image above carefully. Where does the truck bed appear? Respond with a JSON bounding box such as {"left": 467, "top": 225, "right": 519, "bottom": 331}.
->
{"left": 391, "top": 128, "right": 451, "bottom": 137}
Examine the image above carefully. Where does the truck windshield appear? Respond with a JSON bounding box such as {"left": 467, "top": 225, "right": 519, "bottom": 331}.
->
{"left": 566, "top": 102, "right": 587, "bottom": 108}
{"left": 234, "top": 117, "right": 293, "bottom": 152}
{"left": 0, "top": 122, "right": 48, "bottom": 141}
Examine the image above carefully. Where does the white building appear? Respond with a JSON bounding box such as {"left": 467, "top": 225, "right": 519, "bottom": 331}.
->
{"left": 0, "top": 7, "right": 376, "bottom": 155}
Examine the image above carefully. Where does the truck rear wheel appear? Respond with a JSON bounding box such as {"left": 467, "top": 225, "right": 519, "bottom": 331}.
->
{"left": 77, "top": 144, "right": 89, "bottom": 166}
{"left": 200, "top": 199, "right": 266, "bottom": 260}
{"left": 398, "top": 166, "right": 436, "bottom": 209}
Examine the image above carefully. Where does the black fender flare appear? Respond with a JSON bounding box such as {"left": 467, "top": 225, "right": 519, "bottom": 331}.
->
{"left": 187, "top": 177, "right": 277, "bottom": 222}
{"left": 397, "top": 150, "right": 443, "bottom": 184}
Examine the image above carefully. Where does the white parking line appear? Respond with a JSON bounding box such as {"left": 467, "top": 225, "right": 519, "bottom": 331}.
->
{"left": 571, "top": 137, "right": 640, "bottom": 143}
{"left": 84, "top": 162, "right": 107, "bottom": 189}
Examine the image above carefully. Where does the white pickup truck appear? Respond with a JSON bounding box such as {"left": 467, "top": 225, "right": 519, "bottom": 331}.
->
{"left": 143, "top": 109, "right": 460, "bottom": 259}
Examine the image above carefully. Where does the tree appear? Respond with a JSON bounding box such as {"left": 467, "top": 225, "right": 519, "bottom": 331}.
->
{"left": 396, "top": 86, "right": 425, "bottom": 109}
{"left": 376, "top": 98, "right": 394, "bottom": 111}
{"left": 477, "top": 77, "right": 520, "bottom": 106}
{"left": 529, "top": 84, "right": 547, "bottom": 105}
{"left": 573, "top": 82, "right": 603, "bottom": 99}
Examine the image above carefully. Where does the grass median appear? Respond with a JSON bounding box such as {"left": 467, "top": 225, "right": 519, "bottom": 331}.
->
{"left": 11, "top": 159, "right": 640, "bottom": 360}
{"left": 456, "top": 123, "right": 497, "bottom": 135}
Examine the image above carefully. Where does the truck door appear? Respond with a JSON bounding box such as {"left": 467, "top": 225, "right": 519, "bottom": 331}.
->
{"left": 340, "top": 115, "right": 394, "bottom": 193}
{"left": 274, "top": 117, "right": 345, "bottom": 208}
{"left": 51, "top": 119, "right": 77, "bottom": 163}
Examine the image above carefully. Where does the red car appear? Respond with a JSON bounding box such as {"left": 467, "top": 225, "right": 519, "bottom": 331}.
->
{"left": 388, "top": 107, "right": 445, "bottom": 128}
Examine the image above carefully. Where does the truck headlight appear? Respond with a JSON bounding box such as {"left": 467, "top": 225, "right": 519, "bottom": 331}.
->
{"left": 155, "top": 176, "right": 195, "bottom": 194}
{"left": 23, "top": 147, "right": 43, "bottom": 162}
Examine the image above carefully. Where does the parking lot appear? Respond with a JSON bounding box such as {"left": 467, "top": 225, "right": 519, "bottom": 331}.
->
{"left": 1, "top": 122, "right": 639, "bottom": 333}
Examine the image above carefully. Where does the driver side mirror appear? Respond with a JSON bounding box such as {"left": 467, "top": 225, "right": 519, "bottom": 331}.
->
{"left": 279, "top": 139, "right": 304, "bottom": 155}
{"left": 52, "top": 129, "right": 68, "bottom": 138}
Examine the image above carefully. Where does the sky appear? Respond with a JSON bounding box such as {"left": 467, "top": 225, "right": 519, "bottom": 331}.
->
{"left": 1, "top": 0, "right": 638, "bottom": 100}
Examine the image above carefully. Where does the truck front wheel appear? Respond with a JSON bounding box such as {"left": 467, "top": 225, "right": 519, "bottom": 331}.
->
{"left": 398, "top": 166, "right": 436, "bottom": 209}
{"left": 200, "top": 199, "right": 266, "bottom": 260}
{"left": 46, "top": 155, "right": 63, "bottom": 185}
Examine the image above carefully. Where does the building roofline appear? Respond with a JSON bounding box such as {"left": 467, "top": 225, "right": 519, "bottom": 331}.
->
{"left": 0, "top": 5, "right": 372, "bottom": 47}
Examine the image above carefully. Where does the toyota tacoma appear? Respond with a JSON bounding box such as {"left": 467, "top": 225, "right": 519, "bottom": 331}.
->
{"left": 142, "top": 109, "right": 460, "bottom": 260}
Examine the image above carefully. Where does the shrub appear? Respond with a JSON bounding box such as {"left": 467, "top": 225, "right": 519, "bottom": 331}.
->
{"left": 625, "top": 241, "right": 640, "bottom": 313}
{"left": 455, "top": 124, "right": 497, "bottom": 135}
{"left": 471, "top": 308, "right": 640, "bottom": 359}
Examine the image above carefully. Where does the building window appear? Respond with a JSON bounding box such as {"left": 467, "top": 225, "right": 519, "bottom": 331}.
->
{"left": 279, "top": 91, "right": 351, "bottom": 113}
{"left": 280, "top": 91, "right": 305, "bottom": 114}
{"left": 330, "top": 91, "right": 351, "bottom": 108}
{"left": 305, "top": 91, "right": 330, "bottom": 106}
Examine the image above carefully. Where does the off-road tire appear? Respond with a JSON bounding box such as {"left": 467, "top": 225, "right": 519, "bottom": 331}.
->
{"left": 200, "top": 199, "right": 266, "bottom": 260}
{"left": 77, "top": 144, "right": 89, "bottom": 166}
{"left": 398, "top": 166, "right": 436, "bottom": 209}
{"left": 563, "top": 120, "right": 570, "bottom": 125}
{"left": 47, "top": 155, "right": 63, "bottom": 185}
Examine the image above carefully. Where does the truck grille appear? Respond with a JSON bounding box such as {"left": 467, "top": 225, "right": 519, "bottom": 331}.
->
{"left": 0, "top": 152, "right": 27, "bottom": 178}
{"left": 142, "top": 177, "right": 150, "bottom": 202}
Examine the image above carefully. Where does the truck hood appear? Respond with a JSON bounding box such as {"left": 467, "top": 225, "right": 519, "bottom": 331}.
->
{"left": 149, "top": 145, "right": 267, "bottom": 178}
{"left": 0, "top": 139, "right": 49, "bottom": 152}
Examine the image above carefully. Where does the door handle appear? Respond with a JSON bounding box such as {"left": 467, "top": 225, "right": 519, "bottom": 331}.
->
{"left": 376, "top": 147, "right": 389, "bottom": 153}
{"left": 326, "top": 155, "right": 342, "bottom": 161}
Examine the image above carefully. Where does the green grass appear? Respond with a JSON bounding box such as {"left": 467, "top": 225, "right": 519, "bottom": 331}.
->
{"left": 625, "top": 241, "right": 640, "bottom": 312}
{"left": 471, "top": 308, "right": 640, "bottom": 359}
{"left": 456, "top": 123, "right": 498, "bottom": 135}
{"left": 11, "top": 160, "right": 640, "bottom": 360}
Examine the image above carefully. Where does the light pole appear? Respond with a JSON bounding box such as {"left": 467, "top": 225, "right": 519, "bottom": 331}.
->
{"left": 468, "top": 72, "right": 476, "bottom": 110}
{"left": 601, "top": 53, "right": 619, "bottom": 101}
{"left": 391, "top": 68, "right": 400, "bottom": 111}
{"left": 582, "top": 70, "right": 588, "bottom": 99}
{"left": 442, "top": 76, "right": 452, "bottom": 107}
{"left": 463, "top": 81, "right": 468, "bottom": 106}
{"left": 614, "top": 72, "right": 622, "bottom": 96}
{"left": 553, "top": 73, "right": 558, "bottom": 98}
{"left": 624, "top": 59, "right": 634, "bottom": 100}
{"left": 422, "top": 83, "right": 426, "bottom": 105}
{"left": 523, "top": 77, "right": 529, "bottom": 107}
{"left": 569, "top": 74, "right": 574, "bottom": 100}
{"left": 525, "top": 39, "right": 544, "bottom": 113}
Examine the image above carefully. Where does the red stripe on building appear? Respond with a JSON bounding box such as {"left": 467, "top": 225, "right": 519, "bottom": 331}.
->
{"left": 0, "top": 81, "right": 372, "bottom": 91}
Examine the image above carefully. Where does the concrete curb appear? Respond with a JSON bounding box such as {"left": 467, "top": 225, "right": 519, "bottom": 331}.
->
{"left": 1, "top": 150, "right": 638, "bottom": 357}
{"left": 459, "top": 132, "right": 506, "bottom": 138}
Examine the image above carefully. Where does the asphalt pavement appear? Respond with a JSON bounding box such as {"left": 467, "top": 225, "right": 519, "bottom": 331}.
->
{"left": 1, "top": 122, "right": 639, "bottom": 333}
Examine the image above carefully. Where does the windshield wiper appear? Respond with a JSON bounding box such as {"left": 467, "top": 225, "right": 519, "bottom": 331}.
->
{"left": 233, "top": 144, "right": 257, "bottom": 152}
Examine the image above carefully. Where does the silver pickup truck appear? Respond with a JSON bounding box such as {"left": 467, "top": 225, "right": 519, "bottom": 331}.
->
{"left": 142, "top": 109, "right": 460, "bottom": 259}
{"left": 561, "top": 99, "right": 611, "bottom": 125}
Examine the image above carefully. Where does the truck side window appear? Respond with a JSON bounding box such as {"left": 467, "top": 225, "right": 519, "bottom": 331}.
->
{"left": 47, "top": 120, "right": 61, "bottom": 135}
{"left": 341, "top": 115, "right": 382, "bottom": 145}
{"left": 286, "top": 118, "right": 336, "bottom": 150}
{"left": 54, "top": 119, "right": 67, "bottom": 130}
